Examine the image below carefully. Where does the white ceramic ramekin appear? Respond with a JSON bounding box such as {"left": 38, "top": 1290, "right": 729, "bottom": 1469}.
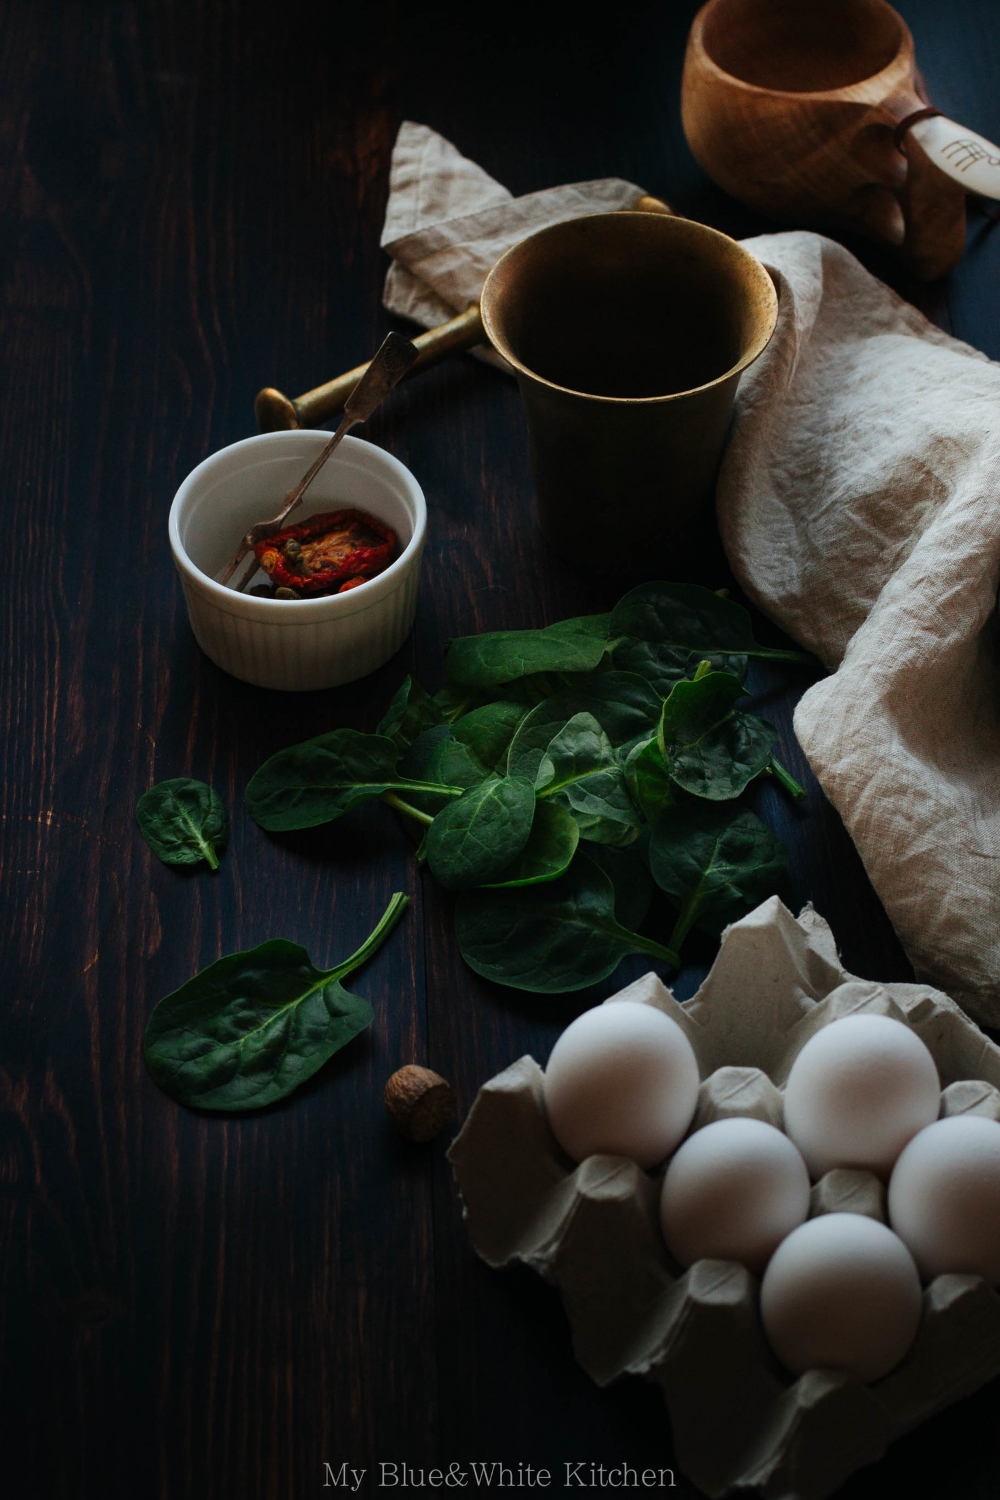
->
{"left": 169, "top": 431, "right": 426, "bottom": 691}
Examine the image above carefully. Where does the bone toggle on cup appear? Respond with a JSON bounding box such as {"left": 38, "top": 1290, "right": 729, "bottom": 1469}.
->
{"left": 478, "top": 212, "right": 778, "bottom": 578}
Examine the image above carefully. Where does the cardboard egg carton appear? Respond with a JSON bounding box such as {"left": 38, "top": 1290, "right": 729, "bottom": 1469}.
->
{"left": 448, "top": 897, "right": 1000, "bottom": 1500}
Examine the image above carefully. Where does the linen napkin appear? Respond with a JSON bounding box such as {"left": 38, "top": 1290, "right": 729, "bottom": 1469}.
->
{"left": 380, "top": 123, "right": 1000, "bottom": 1026}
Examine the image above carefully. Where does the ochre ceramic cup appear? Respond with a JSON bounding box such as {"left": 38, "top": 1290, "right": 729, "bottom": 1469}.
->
{"left": 479, "top": 212, "right": 777, "bottom": 577}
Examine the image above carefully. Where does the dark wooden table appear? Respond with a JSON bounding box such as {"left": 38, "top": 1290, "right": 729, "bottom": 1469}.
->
{"left": 3, "top": 2, "right": 999, "bottom": 1496}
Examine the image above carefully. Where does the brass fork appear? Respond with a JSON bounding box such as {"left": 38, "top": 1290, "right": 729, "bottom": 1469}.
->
{"left": 219, "top": 331, "right": 418, "bottom": 591}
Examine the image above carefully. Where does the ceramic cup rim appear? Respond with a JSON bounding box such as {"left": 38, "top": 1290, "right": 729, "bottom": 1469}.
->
{"left": 692, "top": 0, "right": 909, "bottom": 101}
{"left": 168, "top": 430, "right": 427, "bottom": 622}
{"left": 480, "top": 211, "right": 779, "bottom": 406}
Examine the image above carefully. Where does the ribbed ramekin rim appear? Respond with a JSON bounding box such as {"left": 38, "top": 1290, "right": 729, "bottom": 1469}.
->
{"left": 168, "top": 432, "right": 427, "bottom": 619}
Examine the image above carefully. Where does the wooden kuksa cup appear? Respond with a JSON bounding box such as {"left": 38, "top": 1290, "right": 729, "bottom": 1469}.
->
{"left": 681, "top": 0, "right": 967, "bottom": 280}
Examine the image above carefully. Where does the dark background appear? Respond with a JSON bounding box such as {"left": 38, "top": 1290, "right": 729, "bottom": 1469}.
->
{"left": 2, "top": 1, "right": 998, "bottom": 1496}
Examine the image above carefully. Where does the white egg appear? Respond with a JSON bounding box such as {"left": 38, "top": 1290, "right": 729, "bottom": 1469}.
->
{"left": 760, "top": 1213, "right": 922, "bottom": 1381}
{"left": 543, "top": 1000, "right": 699, "bottom": 1168}
{"left": 888, "top": 1115, "right": 1000, "bottom": 1284}
{"left": 783, "top": 1014, "right": 940, "bottom": 1178}
{"left": 660, "top": 1117, "right": 810, "bottom": 1274}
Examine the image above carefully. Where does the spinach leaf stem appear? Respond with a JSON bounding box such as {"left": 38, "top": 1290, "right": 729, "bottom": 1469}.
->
{"left": 668, "top": 892, "right": 702, "bottom": 954}
{"left": 329, "top": 892, "right": 411, "bottom": 982}
{"left": 381, "top": 792, "right": 435, "bottom": 827}
{"left": 768, "top": 757, "right": 807, "bottom": 799}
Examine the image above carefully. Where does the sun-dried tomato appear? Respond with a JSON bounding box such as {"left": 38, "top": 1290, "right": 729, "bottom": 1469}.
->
{"left": 254, "top": 509, "right": 396, "bottom": 597}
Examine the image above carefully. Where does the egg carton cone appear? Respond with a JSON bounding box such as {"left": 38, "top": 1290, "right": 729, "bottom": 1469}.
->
{"left": 447, "top": 897, "right": 1000, "bottom": 1500}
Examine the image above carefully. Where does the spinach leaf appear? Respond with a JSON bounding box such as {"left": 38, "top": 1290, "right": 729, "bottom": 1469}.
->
{"left": 612, "top": 581, "right": 807, "bottom": 662}
{"left": 425, "top": 775, "right": 537, "bottom": 891}
{"left": 613, "top": 637, "right": 747, "bottom": 695}
{"left": 484, "top": 802, "right": 580, "bottom": 887}
{"left": 399, "top": 723, "right": 450, "bottom": 777}
{"left": 547, "top": 671, "right": 665, "bottom": 743}
{"left": 377, "top": 676, "right": 445, "bottom": 750}
{"left": 144, "top": 892, "right": 409, "bottom": 1111}
{"left": 648, "top": 802, "right": 787, "bottom": 949}
{"left": 624, "top": 737, "right": 675, "bottom": 825}
{"left": 398, "top": 727, "right": 491, "bottom": 817}
{"left": 445, "top": 615, "right": 613, "bottom": 689}
{"left": 507, "top": 700, "right": 586, "bottom": 783}
{"left": 536, "top": 712, "right": 641, "bottom": 847}
{"left": 610, "top": 582, "right": 807, "bottom": 693}
{"left": 422, "top": 736, "right": 490, "bottom": 789}
{"left": 433, "top": 681, "right": 493, "bottom": 724}
{"left": 136, "top": 778, "right": 229, "bottom": 871}
{"left": 553, "top": 612, "right": 614, "bottom": 638}
{"left": 245, "top": 729, "right": 462, "bottom": 832}
{"left": 657, "top": 671, "right": 777, "bottom": 800}
{"left": 452, "top": 700, "right": 528, "bottom": 770}
{"left": 585, "top": 841, "right": 654, "bottom": 930}
{"left": 455, "top": 852, "right": 678, "bottom": 992}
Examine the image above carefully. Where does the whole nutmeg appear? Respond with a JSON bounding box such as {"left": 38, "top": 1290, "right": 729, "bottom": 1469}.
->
{"left": 384, "top": 1065, "right": 454, "bottom": 1143}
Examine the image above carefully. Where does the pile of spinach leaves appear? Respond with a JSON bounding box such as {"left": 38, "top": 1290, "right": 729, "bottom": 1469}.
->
{"left": 245, "top": 582, "right": 809, "bottom": 994}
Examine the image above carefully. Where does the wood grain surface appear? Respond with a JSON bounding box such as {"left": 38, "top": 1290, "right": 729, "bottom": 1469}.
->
{"left": 1, "top": 2, "right": 998, "bottom": 1497}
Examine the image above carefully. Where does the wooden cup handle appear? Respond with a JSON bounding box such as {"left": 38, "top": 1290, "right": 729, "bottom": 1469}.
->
{"left": 875, "top": 87, "right": 968, "bottom": 280}
{"left": 255, "top": 195, "right": 675, "bottom": 430}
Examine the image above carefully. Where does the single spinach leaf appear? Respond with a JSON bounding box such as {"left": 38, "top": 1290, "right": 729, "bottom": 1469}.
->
{"left": 452, "top": 700, "right": 528, "bottom": 770}
{"left": 537, "top": 712, "right": 641, "bottom": 847}
{"left": 484, "top": 802, "right": 580, "bottom": 888}
{"left": 535, "top": 711, "right": 615, "bottom": 792}
{"left": 648, "top": 802, "right": 787, "bottom": 949}
{"left": 136, "top": 778, "right": 229, "bottom": 870}
{"left": 455, "top": 852, "right": 677, "bottom": 992}
{"left": 624, "top": 737, "right": 675, "bottom": 825}
{"left": 445, "top": 616, "right": 613, "bottom": 689}
{"left": 425, "top": 775, "right": 537, "bottom": 891}
{"left": 377, "top": 676, "right": 445, "bottom": 750}
{"left": 245, "top": 729, "right": 462, "bottom": 832}
{"left": 657, "top": 671, "right": 777, "bottom": 800}
{"left": 658, "top": 669, "right": 744, "bottom": 739}
{"left": 144, "top": 892, "right": 409, "bottom": 1111}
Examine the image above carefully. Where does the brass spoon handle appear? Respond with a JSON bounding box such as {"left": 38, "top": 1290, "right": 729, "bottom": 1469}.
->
{"left": 255, "top": 195, "right": 674, "bottom": 431}
{"left": 256, "top": 303, "right": 485, "bottom": 432}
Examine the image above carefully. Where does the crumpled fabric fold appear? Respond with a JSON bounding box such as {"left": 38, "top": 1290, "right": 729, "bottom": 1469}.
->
{"left": 718, "top": 230, "right": 1000, "bottom": 1025}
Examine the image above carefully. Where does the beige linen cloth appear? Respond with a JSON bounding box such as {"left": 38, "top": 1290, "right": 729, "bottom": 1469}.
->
{"left": 382, "top": 122, "right": 1000, "bottom": 1025}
